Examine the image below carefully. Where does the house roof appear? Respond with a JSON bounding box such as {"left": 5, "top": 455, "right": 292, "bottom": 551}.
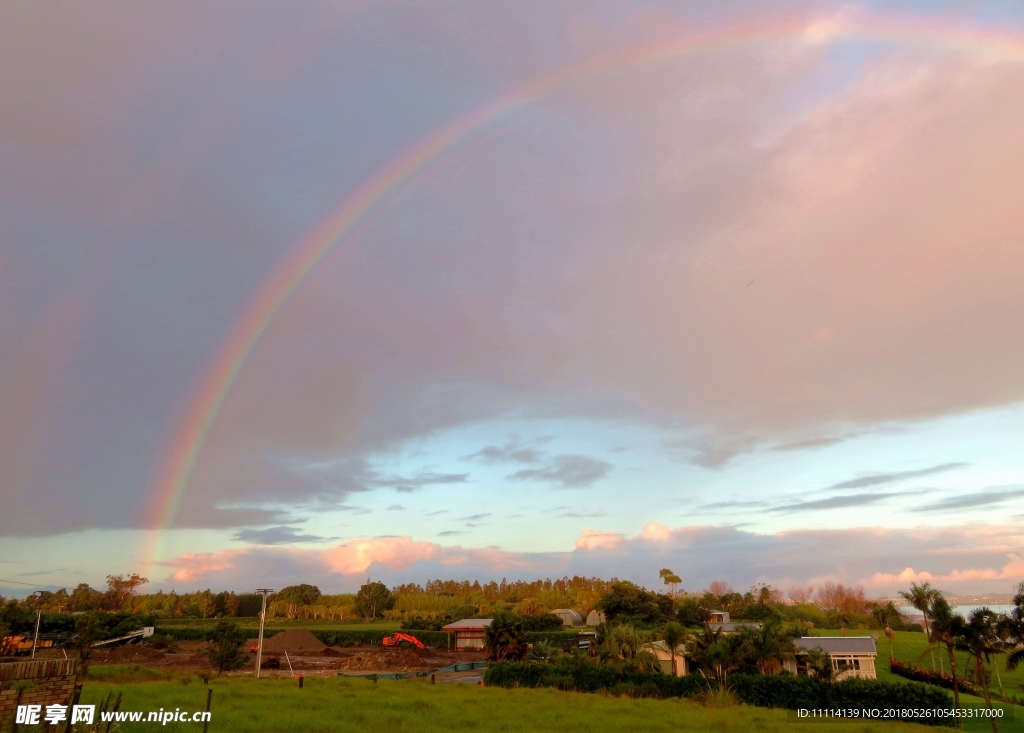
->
{"left": 710, "top": 622, "right": 759, "bottom": 632}
{"left": 794, "top": 636, "right": 876, "bottom": 654}
{"left": 441, "top": 618, "right": 493, "bottom": 631}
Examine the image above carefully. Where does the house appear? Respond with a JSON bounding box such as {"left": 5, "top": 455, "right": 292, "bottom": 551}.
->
{"left": 551, "top": 609, "right": 584, "bottom": 627}
{"left": 586, "top": 610, "right": 606, "bottom": 626}
{"left": 640, "top": 640, "right": 688, "bottom": 676}
{"left": 709, "top": 610, "right": 730, "bottom": 623}
{"left": 441, "top": 618, "right": 493, "bottom": 651}
{"left": 785, "top": 637, "right": 877, "bottom": 680}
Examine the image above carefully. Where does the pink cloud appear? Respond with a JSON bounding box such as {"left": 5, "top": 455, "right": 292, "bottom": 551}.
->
{"left": 160, "top": 522, "right": 1024, "bottom": 596}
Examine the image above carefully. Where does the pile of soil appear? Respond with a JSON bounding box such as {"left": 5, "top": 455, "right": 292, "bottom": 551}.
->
{"left": 260, "top": 630, "right": 326, "bottom": 654}
{"left": 95, "top": 644, "right": 166, "bottom": 664}
{"left": 336, "top": 648, "right": 435, "bottom": 672}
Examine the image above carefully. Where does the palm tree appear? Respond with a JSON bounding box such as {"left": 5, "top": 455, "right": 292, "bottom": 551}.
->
{"left": 689, "top": 625, "right": 731, "bottom": 685}
{"left": 661, "top": 622, "right": 686, "bottom": 676}
{"left": 737, "top": 620, "right": 794, "bottom": 675}
{"left": 929, "top": 596, "right": 966, "bottom": 729}
{"left": 958, "top": 608, "right": 1004, "bottom": 733}
{"left": 999, "top": 582, "right": 1024, "bottom": 672}
{"left": 484, "top": 612, "right": 529, "bottom": 661}
{"left": 901, "top": 582, "right": 938, "bottom": 671}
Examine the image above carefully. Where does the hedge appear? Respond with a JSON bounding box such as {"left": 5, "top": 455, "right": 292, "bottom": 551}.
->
{"left": 729, "top": 673, "right": 953, "bottom": 724}
{"left": 889, "top": 659, "right": 980, "bottom": 697}
{"left": 484, "top": 661, "right": 953, "bottom": 727}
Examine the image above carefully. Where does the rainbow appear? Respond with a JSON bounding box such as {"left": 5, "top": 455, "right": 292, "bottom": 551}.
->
{"left": 142, "top": 12, "right": 1024, "bottom": 569}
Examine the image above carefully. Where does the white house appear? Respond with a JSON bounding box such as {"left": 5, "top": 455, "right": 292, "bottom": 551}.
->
{"left": 441, "top": 618, "right": 493, "bottom": 651}
{"left": 551, "top": 609, "right": 584, "bottom": 627}
{"left": 786, "top": 637, "right": 878, "bottom": 680}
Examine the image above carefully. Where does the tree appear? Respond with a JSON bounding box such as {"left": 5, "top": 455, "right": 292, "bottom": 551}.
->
{"left": 659, "top": 569, "right": 682, "bottom": 597}
{"left": 1000, "top": 582, "right": 1024, "bottom": 673}
{"left": 661, "top": 622, "right": 685, "bottom": 676}
{"left": 599, "top": 623, "right": 660, "bottom": 672}
{"left": 803, "top": 647, "right": 836, "bottom": 683}
{"left": 105, "top": 574, "right": 148, "bottom": 611}
{"left": 736, "top": 620, "right": 794, "bottom": 676}
{"left": 688, "top": 625, "right": 731, "bottom": 685}
{"left": 484, "top": 612, "right": 529, "bottom": 661}
{"left": 930, "top": 596, "right": 966, "bottom": 728}
{"left": 901, "top": 582, "right": 938, "bottom": 671}
{"left": 354, "top": 581, "right": 395, "bottom": 620}
{"left": 676, "top": 597, "right": 712, "bottom": 627}
{"left": 206, "top": 621, "right": 248, "bottom": 675}
{"left": 959, "top": 608, "right": 1004, "bottom": 733}
{"left": 594, "top": 581, "right": 664, "bottom": 625}
{"left": 277, "top": 584, "right": 323, "bottom": 619}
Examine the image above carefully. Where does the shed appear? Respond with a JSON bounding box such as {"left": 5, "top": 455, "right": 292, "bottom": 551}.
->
{"left": 585, "top": 610, "right": 606, "bottom": 627}
{"left": 551, "top": 609, "right": 584, "bottom": 627}
{"left": 441, "top": 618, "right": 493, "bottom": 651}
{"left": 640, "top": 640, "right": 688, "bottom": 676}
{"left": 709, "top": 610, "right": 730, "bottom": 623}
{"left": 785, "top": 636, "right": 877, "bottom": 680}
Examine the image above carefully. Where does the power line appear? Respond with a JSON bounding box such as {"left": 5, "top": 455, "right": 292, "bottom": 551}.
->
{"left": 0, "top": 577, "right": 71, "bottom": 589}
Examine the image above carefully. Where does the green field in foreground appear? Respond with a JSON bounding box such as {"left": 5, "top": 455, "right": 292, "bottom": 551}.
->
{"left": 79, "top": 670, "right": 953, "bottom": 733}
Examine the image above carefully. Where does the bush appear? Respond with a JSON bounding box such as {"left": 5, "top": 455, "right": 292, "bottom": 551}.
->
{"left": 889, "top": 659, "right": 980, "bottom": 696}
{"left": 518, "top": 613, "right": 564, "bottom": 631}
{"left": 484, "top": 661, "right": 953, "bottom": 726}
{"left": 206, "top": 621, "right": 247, "bottom": 675}
{"left": 729, "top": 674, "right": 953, "bottom": 725}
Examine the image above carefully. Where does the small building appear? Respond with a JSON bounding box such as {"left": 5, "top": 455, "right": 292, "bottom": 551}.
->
{"left": 786, "top": 637, "right": 877, "bottom": 680}
{"left": 441, "top": 618, "right": 493, "bottom": 651}
{"left": 709, "top": 610, "right": 730, "bottom": 623}
{"left": 585, "top": 610, "right": 606, "bottom": 626}
{"left": 551, "top": 608, "right": 584, "bottom": 627}
{"left": 641, "top": 640, "right": 688, "bottom": 676}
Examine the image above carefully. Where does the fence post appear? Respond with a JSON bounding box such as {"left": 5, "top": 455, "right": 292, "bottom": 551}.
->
{"left": 202, "top": 688, "right": 212, "bottom": 733}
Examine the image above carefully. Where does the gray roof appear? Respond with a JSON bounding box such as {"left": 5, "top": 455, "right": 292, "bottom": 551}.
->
{"left": 441, "top": 618, "right": 493, "bottom": 631}
{"left": 794, "top": 636, "right": 876, "bottom": 654}
{"left": 710, "top": 622, "right": 759, "bottom": 632}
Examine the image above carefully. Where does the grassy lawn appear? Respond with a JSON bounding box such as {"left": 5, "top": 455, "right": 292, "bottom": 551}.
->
{"left": 79, "top": 668, "right": 945, "bottom": 733}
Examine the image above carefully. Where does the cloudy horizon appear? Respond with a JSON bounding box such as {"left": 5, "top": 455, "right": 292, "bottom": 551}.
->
{"left": 2, "top": 0, "right": 1024, "bottom": 599}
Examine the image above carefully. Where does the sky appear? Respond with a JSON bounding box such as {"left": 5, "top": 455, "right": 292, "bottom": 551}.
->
{"left": 2, "top": 0, "right": 1024, "bottom": 599}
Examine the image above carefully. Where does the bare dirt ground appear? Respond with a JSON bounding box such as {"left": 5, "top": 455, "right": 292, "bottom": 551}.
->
{"left": 32, "top": 642, "right": 486, "bottom": 677}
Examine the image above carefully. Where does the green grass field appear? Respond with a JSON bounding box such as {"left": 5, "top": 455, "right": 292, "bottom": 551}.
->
{"left": 79, "top": 669, "right": 965, "bottom": 733}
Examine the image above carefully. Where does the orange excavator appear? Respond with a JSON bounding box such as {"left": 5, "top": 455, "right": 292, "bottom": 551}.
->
{"left": 381, "top": 632, "right": 425, "bottom": 649}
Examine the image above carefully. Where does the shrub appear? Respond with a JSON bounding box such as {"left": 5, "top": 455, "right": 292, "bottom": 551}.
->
{"left": 206, "top": 621, "right": 248, "bottom": 675}
{"left": 889, "top": 659, "right": 980, "bottom": 696}
{"left": 484, "top": 660, "right": 954, "bottom": 726}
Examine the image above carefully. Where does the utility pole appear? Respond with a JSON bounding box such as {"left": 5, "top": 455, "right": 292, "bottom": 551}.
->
{"left": 254, "top": 589, "right": 273, "bottom": 679}
{"left": 30, "top": 592, "right": 42, "bottom": 659}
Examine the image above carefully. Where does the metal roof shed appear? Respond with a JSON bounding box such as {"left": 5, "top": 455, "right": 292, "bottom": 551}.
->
{"left": 441, "top": 618, "right": 493, "bottom": 651}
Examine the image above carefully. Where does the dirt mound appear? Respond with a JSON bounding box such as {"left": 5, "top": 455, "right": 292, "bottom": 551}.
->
{"left": 337, "top": 648, "right": 433, "bottom": 672}
{"left": 261, "top": 629, "right": 326, "bottom": 654}
{"left": 98, "top": 644, "right": 166, "bottom": 664}
{"left": 321, "top": 647, "right": 344, "bottom": 657}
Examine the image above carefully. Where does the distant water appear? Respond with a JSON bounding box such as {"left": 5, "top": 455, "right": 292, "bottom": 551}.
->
{"left": 948, "top": 604, "right": 1014, "bottom": 616}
